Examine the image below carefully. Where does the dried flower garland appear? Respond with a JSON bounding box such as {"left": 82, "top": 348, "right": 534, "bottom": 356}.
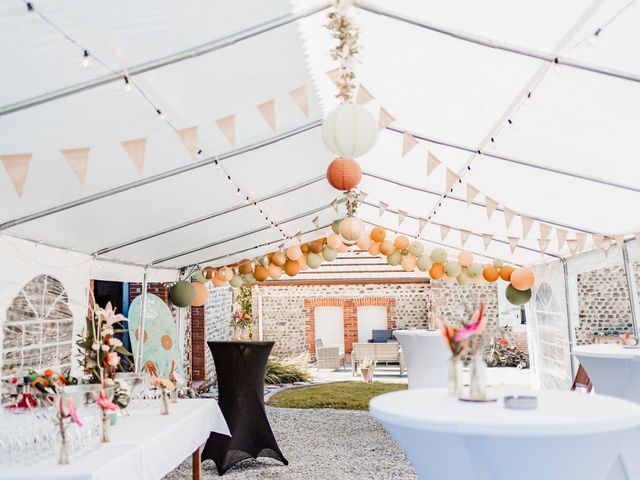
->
{"left": 326, "top": 0, "right": 359, "bottom": 103}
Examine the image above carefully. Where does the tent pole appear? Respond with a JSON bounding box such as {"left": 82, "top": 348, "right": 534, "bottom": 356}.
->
{"left": 561, "top": 258, "right": 577, "bottom": 378}
{"left": 622, "top": 240, "right": 639, "bottom": 335}
{"left": 135, "top": 267, "right": 149, "bottom": 373}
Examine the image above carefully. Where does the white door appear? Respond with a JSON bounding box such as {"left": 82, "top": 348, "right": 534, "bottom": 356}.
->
{"left": 357, "top": 306, "right": 387, "bottom": 343}
{"left": 315, "top": 306, "right": 344, "bottom": 348}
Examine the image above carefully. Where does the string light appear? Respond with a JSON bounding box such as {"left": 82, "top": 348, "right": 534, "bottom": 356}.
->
{"left": 588, "top": 28, "right": 601, "bottom": 45}
{"left": 554, "top": 58, "right": 561, "bottom": 73}
{"left": 82, "top": 50, "right": 90, "bottom": 68}
{"left": 123, "top": 76, "right": 131, "bottom": 92}
{"left": 524, "top": 91, "right": 532, "bottom": 106}
{"left": 156, "top": 109, "right": 165, "bottom": 120}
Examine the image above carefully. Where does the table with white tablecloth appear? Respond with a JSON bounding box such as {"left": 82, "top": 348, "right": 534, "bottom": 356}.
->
{"left": 370, "top": 388, "right": 640, "bottom": 480}
{"left": 0, "top": 399, "right": 229, "bottom": 480}
{"left": 393, "top": 330, "right": 449, "bottom": 389}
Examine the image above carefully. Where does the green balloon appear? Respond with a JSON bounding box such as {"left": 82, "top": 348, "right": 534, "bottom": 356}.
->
{"left": 493, "top": 259, "right": 504, "bottom": 268}
{"left": 387, "top": 250, "right": 402, "bottom": 266}
{"left": 255, "top": 255, "right": 268, "bottom": 267}
{"left": 169, "top": 281, "right": 196, "bottom": 307}
{"left": 194, "top": 270, "right": 207, "bottom": 284}
{"left": 430, "top": 247, "right": 447, "bottom": 263}
{"left": 506, "top": 284, "right": 532, "bottom": 306}
{"left": 331, "top": 218, "right": 343, "bottom": 235}
{"left": 401, "top": 249, "right": 409, "bottom": 256}
{"left": 229, "top": 275, "right": 244, "bottom": 288}
{"left": 322, "top": 246, "right": 338, "bottom": 262}
{"left": 307, "top": 252, "right": 322, "bottom": 269}
{"left": 409, "top": 241, "right": 424, "bottom": 257}
{"left": 416, "top": 255, "right": 432, "bottom": 272}
{"left": 444, "top": 260, "right": 461, "bottom": 278}
{"left": 456, "top": 269, "right": 471, "bottom": 285}
{"left": 467, "top": 263, "right": 483, "bottom": 278}
{"left": 242, "top": 273, "right": 256, "bottom": 283}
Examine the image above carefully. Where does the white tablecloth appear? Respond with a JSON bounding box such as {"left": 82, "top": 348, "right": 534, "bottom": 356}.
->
{"left": 0, "top": 399, "right": 229, "bottom": 480}
{"left": 394, "top": 330, "right": 449, "bottom": 389}
{"left": 370, "top": 388, "right": 640, "bottom": 480}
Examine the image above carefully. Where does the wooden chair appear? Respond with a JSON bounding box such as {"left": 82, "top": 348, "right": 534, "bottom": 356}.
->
{"left": 571, "top": 365, "right": 593, "bottom": 393}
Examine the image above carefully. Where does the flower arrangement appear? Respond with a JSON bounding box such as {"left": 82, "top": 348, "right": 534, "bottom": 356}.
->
{"left": 97, "top": 386, "right": 119, "bottom": 443}
{"left": 56, "top": 396, "right": 82, "bottom": 464}
{"left": 438, "top": 303, "right": 486, "bottom": 358}
{"left": 233, "top": 285, "right": 253, "bottom": 340}
{"left": 153, "top": 377, "right": 175, "bottom": 415}
{"left": 326, "top": 0, "right": 360, "bottom": 103}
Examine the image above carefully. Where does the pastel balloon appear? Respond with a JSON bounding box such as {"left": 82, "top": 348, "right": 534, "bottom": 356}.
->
{"left": 458, "top": 251, "right": 474, "bottom": 267}
{"left": 271, "top": 252, "right": 286, "bottom": 267}
{"left": 511, "top": 267, "right": 535, "bottom": 291}
{"left": 309, "top": 238, "right": 325, "bottom": 254}
{"left": 430, "top": 247, "right": 448, "bottom": 264}
{"left": 307, "top": 252, "right": 322, "bottom": 269}
{"left": 256, "top": 255, "right": 269, "bottom": 267}
{"left": 368, "top": 242, "right": 381, "bottom": 256}
{"left": 493, "top": 259, "right": 504, "bottom": 268}
{"left": 253, "top": 265, "right": 269, "bottom": 282}
{"left": 229, "top": 275, "right": 244, "bottom": 288}
{"left": 169, "top": 281, "right": 196, "bottom": 307}
{"left": 417, "top": 255, "right": 432, "bottom": 272}
{"left": 332, "top": 218, "right": 343, "bottom": 235}
{"left": 379, "top": 240, "right": 395, "bottom": 256}
{"left": 268, "top": 263, "right": 283, "bottom": 279}
{"left": 401, "top": 254, "right": 417, "bottom": 272}
{"left": 298, "top": 255, "right": 309, "bottom": 270}
{"left": 499, "top": 265, "right": 515, "bottom": 281}
{"left": 339, "top": 217, "right": 364, "bottom": 242}
{"left": 443, "top": 275, "right": 455, "bottom": 283}
{"left": 357, "top": 234, "right": 372, "bottom": 250}
{"left": 387, "top": 250, "right": 402, "bottom": 266}
{"left": 409, "top": 241, "right": 424, "bottom": 257}
{"left": 429, "top": 262, "right": 445, "bottom": 280}
{"left": 284, "top": 259, "right": 300, "bottom": 276}
{"left": 457, "top": 269, "right": 471, "bottom": 285}
{"left": 194, "top": 270, "right": 207, "bottom": 284}
{"left": 327, "top": 233, "right": 343, "bottom": 249}
{"left": 202, "top": 267, "right": 215, "bottom": 280}
{"left": 238, "top": 259, "right": 253, "bottom": 275}
{"left": 394, "top": 236, "right": 410, "bottom": 250}
{"left": 337, "top": 243, "right": 349, "bottom": 253}
{"left": 467, "top": 263, "right": 483, "bottom": 279}
{"left": 286, "top": 245, "right": 303, "bottom": 261}
{"left": 323, "top": 246, "right": 338, "bottom": 262}
{"left": 301, "top": 243, "right": 309, "bottom": 254}
{"left": 444, "top": 261, "right": 462, "bottom": 278}
{"left": 219, "top": 267, "right": 234, "bottom": 282}
{"left": 370, "top": 227, "right": 386, "bottom": 243}
{"left": 506, "top": 284, "right": 532, "bottom": 306}
{"left": 483, "top": 265, "right": 500, "bottom": 282}
{"left": 212, "top": 276, "right": 226, "bottom": 288}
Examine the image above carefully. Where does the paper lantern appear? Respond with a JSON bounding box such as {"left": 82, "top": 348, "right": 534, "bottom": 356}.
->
{"left": 499, "top": 265, "right": 515, "bottom": 281}
{"left": 242, "top": 273, "right": 255, "bottom": 283}
{"left": 323, "top": 246, "right": 338, "bottom": 262}
{"left": 337, "top": 243, "right": 349, "bottom": 253}
{"left": 506, "top": 284, "right": 532, "bottom": 306}
{"left": 467, "top": 263, "right": 483, "bottom": 279}
{"left": 339, "top": 217, "right": 364, "bottom": 242}
{"left": 298, "top": 255, "right": 309, "bottom": 270}
{"left": 458, "top": 251, "right": 473, "bottom": 267}
{"left": 326, "top": 157, "right": 362, "bottom": 191}
{"left": 444, "top": 261, "right": 462, "bottom": 278}
{"left": 357, "top": 234, "right": 371, "bottom": 250}
{"left": 284, "top": 260, "right": 300, "bottom": 276}
{"left": 371, "top": 227, "right": 386, "bottom": 243}
{"left": 309, "top": 238, "right": 325, "bottom": 254}
{"left": 229, "top": 275, "right": 244, "bottom": 288}
{"left": 321, "top": 103, "right": 378, "bottom": 158}
{"left": 268, "top": 263, "right": 283, "bottom": 279}
{"left": 194, "top": 270, "right": 207, "bottom": 284}
{"left": 493, "top": 259, "right": 504, "bottom": 268}
{"left": 301, "top": 243, "right": 310, "bottom": 254}
{"left": 394, "top": 236, "right": 409, "bottom": 250}
{"left": 430, "top": 247, "right": 447, "bottom": 263}
{"left": 202, "top": 267, "right": 215, "bottom": 280}
{"left": 511, "top": 267, "right": 535, "bottom": 291}
{"left": 327, "top": 233, "right": 343, "bottom": 249}
{"left": 379, "top": 240, "right": 395, "bottom": 256}
{"left": 368, "top": 242, "right": 381, "bottom": 256}
{"left": 409, "top": 241, "right": 424, "bottom": 257}
{"left": 253, "top": 265, "right": 269, "bottom": 282}
{"left": 307, "top": 252, "right": 322, "bottom": 269}
{"left": 401, "top": 254, "right": 417, "bottom": 272}
{"left": 191, "top": 282, "right": 209, "bottom": 307}
{"left": 286, "top": 245, "right": 303, "bottom": 261}
{"left": 332, "top": 219, "right": 343, "bottom": 235}
{"left": 416, "top": 255, "right": 432, "bottom": 272}
{"left": 271, "top": 252, "right": 286, "bottom": 267}
{"left": 169, "top": 281, "right": 196, "bottom": 307}
{"left": 429, "top": 262, "right": 445, "bottom": 280}
{"left": 238, "top": 259, "right": 253, "bottom": 275}
{"left": 219, "top": 267, "right": 233, "bottom": 282}
{"left": 387, "top": 250, "right": 402, "bottom": 266}
{"left": 457, "top": 269, "right": 471, "bottom": 285}
{"left": 483, "top": 265, "right": 500, "bottom": 282}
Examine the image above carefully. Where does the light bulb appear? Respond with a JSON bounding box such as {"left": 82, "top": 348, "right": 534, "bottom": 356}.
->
{"left": 124, "top": 76, "right": 131, "bottom": 92}
{"left": 554, "top": 59, "right": 561, "bottom": 73}
{"left": 82, "top": 51, "right": 90, "bottom": 68}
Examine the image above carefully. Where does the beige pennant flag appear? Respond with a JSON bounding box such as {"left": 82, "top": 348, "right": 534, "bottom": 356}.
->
{"left": 61, "top": 147, "right": 90, "bottom": 186}
{"left": 1, "top": 153, "right": 31, "bottom": 197}
{"left": 602, "top": 240, "right": 612, "bottom": 257}
{"left": 576, "top": 232, "right": 587, "bottom": 252}
{"left": 485, "top": 196, "right": 498, "bottom": 219}
{"left": 330, "top": 198, "right": 339, "bottom": 212}
{"left": 397, "top": 209, "right": 407, "bottom": 226}
{"left": 121, "top": 138, "right": 147, "bottom": 176}
{"left": 538, "top": 238, "right": 550, "bottom": 255}
{"left": 466, "top": 184, "right": 480, "bottom": 206}
{"left": 402, "top": 132, "right": 419, "bottom": 156}
{"left": 356, "top": 84, "right": 374, "bottom": 105}
{"left": 539, "top": 223, "right": 552, "bottom": 240}
{"left": 289, "top": 85, "right": 310, "bottom": 118}
{"left": 567, "top": 239, "right": 578, "bottom": 255}
{"left": 257, "top": 99, "right": 276, "bottom": 133}
{"left": 176, "top": 126, "right": 198, "bottom": 161}
{"left": 503, "top": 207, "right": 516, "bottom": 228}
{"left": 312, "top": 216, "right": 320, "bottom": 229}
{"left": 446, "top": 168, "right": 459, "bottom": 191}
{"left": 326, "top": 67, "right": 340, "bottom": 85}
{"left": 521, "top": 216, "right": 534, "bottom": 239}
{"left": 507, "top": 236, "right": 519, "bottom": 254}
{"left": 418, "top": 218, "right": 428, "bottom": 234}
{"left": 359, "top": 190, "right": 368, "bottom": 202}
{"left": 216, "top": 115, "right": 236, "bottom": 147}
{"left": 427, "top": 151, "right": 442, "bottom": 176}
{"left": 635, "top": 232, "right": 640, "bottom": 246}
{"left": 592, "top": 234, "right": 604, "bottom": 251}
{"left": 615, "top": 234, "right": 625, "bottom": 250}
{"left": 460, "top": 229, "right": 471, "bottom": 247}
{"left": 378, "top": 107, "right": 395, "bottom": 130}
{"left": 295, "top": 230, "right": 303, "bottom": 242}
{"left": 379, "top": 201, "right": 388, "bottom": 217}
{"left": 482, "top": 233, "right": 493, "bottom": 250}
{"left": 440, "top": 225, "right": 450, "bottom": 241}
{"left": 556, "top": 229, "right": 568, "bottom": 250}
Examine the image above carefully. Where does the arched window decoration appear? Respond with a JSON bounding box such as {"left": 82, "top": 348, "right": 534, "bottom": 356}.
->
{"left": 532, "top": 282, "right": 566, "bottom": 377}
{"left": 2, "top": 275, "right": 74, "bottom": 378}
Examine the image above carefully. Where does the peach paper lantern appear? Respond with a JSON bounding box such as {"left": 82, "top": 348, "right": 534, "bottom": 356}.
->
{"left": 394, "top": 235, "right": 410, "bottom": 250}
{"left": 371, "top": 227, "right": 386, "bottom": 243}
{"left": 379, "top": 240, "right": 395, "bottom": 256}
{"left": 253, "top": 265, "right": 269, "bottom": 282}
{"left": 326, "top": 157, "right": 363, "bottom": 191}
{"left": 327, "top": 233, "right": 343, "bottom": 249}
{"left": 339, "top": 217, "right": 364, "bottom": 242}
{"left": 510, "top": 267, "right": 535, "bottom": 291}
{"left": 458, "top": 251, "right": 474, "bottom": 267}
{"left": 286, "top": 245, "right": 303, "bottom": 261}
{"left": 191, "top": 282, "right": 209, "bottom": 307}
{"left": 268, "top": 263, "right": 283, "bottom": 279}
{"left": 401, "top": 254, "right": 417, "bottom": 272}
{"left": 368, "top": 242, "right": 381, "bottom": 256}
{"left": 271, "top": 251, "right": 286, "bottom": 267}
{"left": 357, "top": 234, "right": 371, "bottom": 250}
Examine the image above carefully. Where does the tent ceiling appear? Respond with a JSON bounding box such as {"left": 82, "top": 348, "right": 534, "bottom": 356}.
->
{"left": 2, "top": 0, "right": 639, "bottom": 270}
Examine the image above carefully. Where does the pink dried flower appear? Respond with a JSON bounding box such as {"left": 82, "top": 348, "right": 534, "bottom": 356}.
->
{"left": 67, "top": 399, "right": 83, "bottom": 427}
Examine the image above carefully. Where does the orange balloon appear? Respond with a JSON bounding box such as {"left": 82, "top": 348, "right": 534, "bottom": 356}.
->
{"left": 429, "top": 262, "right": 445, "bottom": 280}
{"left": 191, "top": 282, "right": 209, "bottom": 307}
{"left": 379, "top": 240, "right": 395, "bottom": 256}
{"left": 298, "top": 255, "right": 309, "bottom": 270}
{"left": 253, "top": 265, "right": 269, "bottom": 282}
{"left": 368, "top": 242, "right": 381, "bottom": 256}
{"left": 202, "top": 266, "right": 215, "bottom": 280}
{"left": 499, "top": 265, "right": 515, "bottom": 281}
{"left": 482, "top": 264, "right": 500, "bottom": 282}
{"left": 219, "top": 266, "right": 233, "bottom": 282}
{"left": 371, "top": 227, "right": 386, "bottom": 243}
{"left": 394, "top": 235, "right": 410, "bottom": 250}
{"left": 300, "top": 243, "right": 309, "bottom": 254}
{"left": 212, "top": 276, "right": 226, "bottom": 287}
{"left": 510, "top": 267, "right": 535, "bottom": 291}
{"left": 284, "top": 259, "right": 300, "bottom": 276}
{"left": 268, "top": 263, "right": 283, "bottom": 280}
{"left": 327, "top": 233, "right": 342, "bottom": 249}
{"left": 326, "top": 157, "right": 363, "bottom": 191}
{"left": 271, "top": 251, "right": 286, "bottom": 267}
{"left": 213, "top": 269, "right": 225, "bottom": 283}
{"left": 309, "top": 238, "right": 325, "bottom": 254}
{"left": 357, "top": 234, "right": 371, "bottom": 250}
{"left": 238, "top": 259, "right": 253, "bottom": 275}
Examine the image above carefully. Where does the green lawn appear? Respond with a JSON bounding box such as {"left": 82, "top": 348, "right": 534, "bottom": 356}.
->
{"left": 267, "top": 381, "right": 407, "bottom": 411}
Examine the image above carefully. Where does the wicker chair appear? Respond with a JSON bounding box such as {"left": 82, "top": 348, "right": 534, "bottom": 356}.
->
{"left": 315, "top": 338, "right": 345, "bottom": 371}
{"left": 351, "top": 342, "right": 405, "bottom": 375}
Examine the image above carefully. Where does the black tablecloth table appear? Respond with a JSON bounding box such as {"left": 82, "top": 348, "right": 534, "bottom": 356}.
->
{"left": 202, "top": 341, "right": 288, "bottom": 475}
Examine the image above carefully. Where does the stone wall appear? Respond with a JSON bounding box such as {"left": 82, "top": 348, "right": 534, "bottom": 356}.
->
{"left": 201, "top": 284, "right": 233, "bottom": 387}
{"left": 431, "top": 282, "right": 499, "bottom": 329}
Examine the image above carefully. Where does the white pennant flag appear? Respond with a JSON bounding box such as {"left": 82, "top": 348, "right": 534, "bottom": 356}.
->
{"left": 398, "top": 209, "right": 408, "bottom": 225}
{"left": 466, "top": 184, "right": 480, "bottom": 206}
{"left": 426, "top": 151, "right": 442, "bottom": 176}
{"left": 330, "top": 198, "right": 339, "bottom": 212}
{"left": 312, "top": 216, "right": 320, "bottom": 229}
{"left": 121, "top": 137, "right": 147, "bottom": 176}
{"left": 460, "top": 230, "right": 471, "bottom": 247}
{"left": 482, "top": 233, "right": 493, "bottom": 250}
{"left": 556, "top": 229, "right": 568, "bottom": 250}
{"left": 538, "top": 238, "right": 550, "bottom": 255}
{"left": 521, "top": 216, "right": 534, "bottom": 239}
{"left": 602, "top": 240, "right": 612, "bottom": 257}
{"left": 295, "top": 230, "right": 303, "bottom": 242}
{"left": 356, "top": 84, "right": 374, "bottom": 105}
{"left": 379, "top": 201, "right": 388, "bottom": 217}
{"left": 402, "top": 132, "right": 419, "bottom": 156}
{"left": 61, "top": 147, "right": 90, "bottom": 185}
{"left": 289, "top": 85, "right": 310, "bottom": 117}
{"left": 257, "top": 99, "right": 276, "bottom": 133}
{"left": 503, "top": 207, "right": 516, "bottom": 228}
{"left": 378, "top": 107, "right": 395, "bottom": 130}
{"left": 567, "top": 239, "right": 578, "bottom": 255}
{"left": 485, "top": 196, "right": 498, "bottom": 219}
{"left": 592, "top": 234, "right": 604, "bottom": 251}
{"left": 359, "top": 190, "right": 368, "bottom": 202}
{"left": 576, "top": 232, "right": 587, "bottom": 252}
{"left": 615, "top": 234, "right": 625, "bottom": 250}
{"left": 446, "top": 169, "right": 459, "bottom": 191}
{"left": 539, "top": 223, "right": 552, "bottom": 240}
{"left": 216, "top": 115, "right": 236, "bottom": 147}
{"left": 418, "top": 218, "right": 428, "bottom": 234}
{"left": 635, "top": 232, "right": 640, "bottom": 246}
{"left": 1, "top": 153, "right": 32, "bottom": 197}
{"left": 326, "top": 67, "right": 340, "bottom": 84}
{"left": 507, "top": 236, "right": 519, "bottom": 254}
{"left": 440, "top": 225, "right": 450, "bottom": 241}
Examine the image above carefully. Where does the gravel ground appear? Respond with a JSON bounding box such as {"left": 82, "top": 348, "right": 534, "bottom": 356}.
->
{"left": 165, "top": 406, "right": 417, "bottom": 480}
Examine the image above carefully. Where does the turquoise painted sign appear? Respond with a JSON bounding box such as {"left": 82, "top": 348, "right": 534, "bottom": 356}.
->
{"left": 128, "top": 293, "right": 184, "bottom": 378}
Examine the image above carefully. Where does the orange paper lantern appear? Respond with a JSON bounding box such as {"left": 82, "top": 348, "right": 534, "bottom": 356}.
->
{"left": 394, "top": 235, "right": 409, "bottom": 250}
{"left": 371, "top": 227, "right": 386, "bottom": 243}
{"left": 284, "top": 259, "right": 300, "bottom": 276}
{"left": 482, "top": 264, "right": 500, "bottom": 282}
{"left": 379, "top": 240, "right": 395, "bottom": 256}
{"left": 253, "top": 265, "right": 269, "bottom": 282}
{"left": 326, "top": 157, "right": 362, "bottom": 191}
{"left": 429, "top": 262, "right": 445, "bottom": 280}
{"left": 191, "top": 282, "right": 209, "bottom": 307}
{"left": 510, "top": 267, "right": 535, "bottom": 291}
{"left": 499, "top": 265, "right": 515, "bottom": 281}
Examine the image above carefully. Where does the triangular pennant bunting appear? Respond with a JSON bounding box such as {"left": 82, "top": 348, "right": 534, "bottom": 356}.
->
{"left": 121, "top": 137, "right": 147, "bottom": 176}
{"left": 482, "top": 234, "right": 493, "bottom": 250}
{"left": 257, "top": 99, "right": 277, "bottom": 133}
{"left": 397, "top": 209, "right": 407, "bottom": 226}
{"left": 592, "top": 234, "right": 604, "bottom": 251}
{"left": 426, "top": 152, "right": 442, "bottom": 176}
{"left": 635, "top": 232, "right": 640, "bottom": 246}
{"left": 418, "top": 218, "right": 428, "bottom": 234}
{"left": 359, "top": 190, "right": 368, "bottom": 202}
{"left": 538, "top": 238, "right": 550, "bottom": 255}
{"left": 503, "top": 207, "right": 516, "bottom": 228}
{"left": 176, "top": 126, "right": 198, "bottom": 160}
{"left": 602, "top": 240, "right": 612, "bottom": 257}
{"left": 446, "top": 169, "right": 459, "bottom": 191}
{"left": 466, "top": 184, "right": 480, "bottom": 206}
{"left": 567, "top": 239, "right": 578, "bottom": 255}
{"left": 440, "top": 225, "right": 450, "bottom": 241}
{"left": 61, "top": 147, "right": 90, "bottom": 186}
{"left": 289, "top": 85, "right": 310, "bottom": 117}
{"left": 539, "top": 223, "right": 552, "bottom": 240}
{"left": 507, "top": 236, "right": 519, "bottom": 254}
{"left": 330, "top": 198, "right": 339, "bottom": 212}
{"left": 326, "top": 67, "right": 340, "bottom": 85}
{"left": 295, "top": 230, "right": 303, "bottom": 242}
{"left": 485, "top": 196, "right": 498, "bottom": 219}
{"left": 356, "top": 84, "right": 374, "bottom": 105}
{"left": 521, "top": 216, "right": 534, "bottom": 239}
{"left": 312, "top": 216, "right": 320, "bottom": 229}
{"left": 402, "top": 132, "right": 419, "bottom": 156}
{"left": 460, "top": 230, "right": 471, "bottom": 247}
{"left": 556, "top": 229, "right": 568, "bottom": 250}
{"left": 615, "top": 234, "right": 625, "bottom": 249}
{"left": 378, "top": 107, "right": 395, "bottom": 130}
{"left": 576, "top": 232, "right": 587, "bottom": 253}
{"left": 379, "top": 201, "right": 388, "bottom": 217}
{"left": 1, "top": 153, "right": 31, "bottom": 197}
{"left": 216, "top": 115, "right": 236, "bottom": 147}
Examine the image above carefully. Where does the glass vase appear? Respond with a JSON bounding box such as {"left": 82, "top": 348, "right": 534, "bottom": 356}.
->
{"left": 57, "top": 431, "right": 70, "bottom": 465}
{"left": 101, "top": 412, "right": 110, "bottom": 443}
{"left": 448, "top": 355, "right": 463, "bottom": 397}
{"left": 160, "top": 389, "right": 169, "bottom": 415}
{"left": 469, "top": 352, "right": 487, "bottom": 400}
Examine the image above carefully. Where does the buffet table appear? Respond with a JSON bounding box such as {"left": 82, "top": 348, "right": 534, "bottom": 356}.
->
{"left": 393, "top": 330, "right": 449, "bottom": 389}
{"left": 0, "top": 399, "right": 229, "bottom": 480}
{"left": 370, "top": 388, "right": 640, "bottom": 480}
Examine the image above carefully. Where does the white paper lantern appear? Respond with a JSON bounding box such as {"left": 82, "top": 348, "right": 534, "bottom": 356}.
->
{"left": 321, "top": 104, "right": 378, "bottom": 158}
